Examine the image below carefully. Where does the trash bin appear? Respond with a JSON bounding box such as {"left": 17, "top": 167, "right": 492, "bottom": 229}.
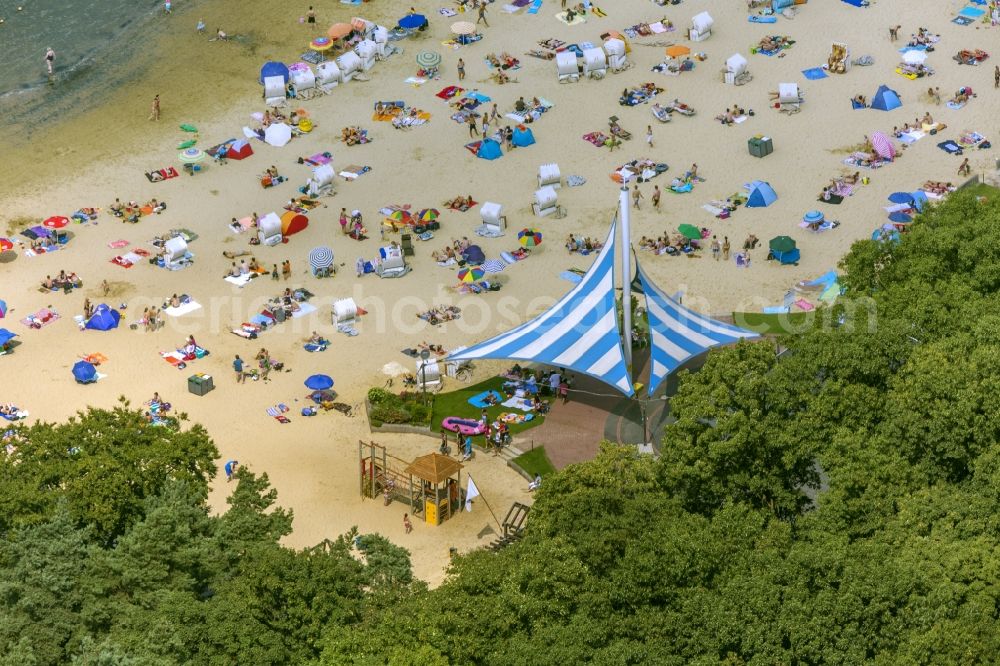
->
{"left": 748, "top": 136, "right": 773, "bottom": 158}
{"left": 188, "top": 373, "right": 214, "bottom": 396}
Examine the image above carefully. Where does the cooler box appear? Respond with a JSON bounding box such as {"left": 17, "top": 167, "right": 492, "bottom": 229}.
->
{"left": 748, "top": 136, "right": 773, "bottom": 158}
{"left": 188, "top": 373, "right": 214, "bottom": 396}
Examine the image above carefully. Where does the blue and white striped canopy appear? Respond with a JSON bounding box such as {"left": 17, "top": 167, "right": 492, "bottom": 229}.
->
{"left": 448, "top": 221, "right": 633, "bottom": 396}
{"left": 638, "top": 263, "right": 759, "bottom": 396}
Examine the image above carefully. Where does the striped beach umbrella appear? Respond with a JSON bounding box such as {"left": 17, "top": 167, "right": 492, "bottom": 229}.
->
{"left": 869, "top": 131, "right": 895, "bottom": 160}
{"left": 481, "top": 259, "right": 507, "bottom": 274}
{"left": 416, "top": 51, "right": 441, "bottom": 68}
{"left": 0, "top": 238, "right": 13, "bottom": 252}
{"left": 416, "top": 208, "right": 440, "bottom": 222}
{"left": 43, "top": 216, "right": 69, "bottom": 229}
{"left": 518, "top": 228, "right": 543, "bottom": 247}
{"left": 309, "top": 246, "right": 334, "bottom": 270}
{"left": 178, "top": 148, "right": 206, "bottom": 163}
{"left": 386, "top": 210, "right": 413, "bottom": 225}
{"left": 310, "top": 36, "right": 334, "bottom": 52}
{"left": 457, "top": 266, "right": 485, "bottom": 283}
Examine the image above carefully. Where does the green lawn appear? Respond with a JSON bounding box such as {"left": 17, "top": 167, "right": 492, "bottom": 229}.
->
{"left": 730, "top": 311, "right": 817, "bottom": 335}
{"left": 430, "top": 377, "right": 547, "bottom": 436}
{"left": 512, "top": 447, "right": 556, "bottom": 478}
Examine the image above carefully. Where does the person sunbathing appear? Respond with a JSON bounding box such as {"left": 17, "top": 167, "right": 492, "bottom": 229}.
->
{"left": 852, "top": 94, "right": 867, "bottom": 107}
{"left": 843, "top": 171, "right": 861, "bottom": 185}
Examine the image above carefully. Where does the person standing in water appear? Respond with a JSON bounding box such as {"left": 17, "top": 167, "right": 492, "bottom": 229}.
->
{"left": 149, "top": 94, "right": 160, "bottom": 121}
{"left": 45, "top": 47, "right": 55, "bottom": 76}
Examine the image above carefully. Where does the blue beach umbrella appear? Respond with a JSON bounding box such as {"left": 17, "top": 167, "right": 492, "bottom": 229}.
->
{"left": 72, "top": 360, "right": 97, "bottom": 384}
{"left": 888, "top": 212, "right": 913, "bottom": 223}
{"left": 803, "top": 210, "right": 824, "bottom": 224}
{"left": 888, "top": 191, "right": 914, "bottom": 204}
{"left": 0, "top": 328, "right": 15, "bottom": 346}
{"left": 304, "top": 374, "right": 334, "bottom": 390}
{"left": 399, "top": 13, "right": 427, "bottom": 29}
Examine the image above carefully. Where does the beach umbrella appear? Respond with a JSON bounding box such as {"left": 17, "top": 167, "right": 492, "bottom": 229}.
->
{"left": 399, "top": 13, "right": 427, "bottom": 30}
{"left": 310, "top": 36, "right": 334, "bottom": 52}
{"left": 0, "top": 300, "right": 6, "bottom": 318}
{"left": 386, "top": 210, "right": 413, "bottom": 225}
{"left": 902, "top": 50, "right": 927, "bottom": 65}
{"left": 416, "top": 51, "right": 441, "bottom": 69}
{"left": 43, "top": 216, "right": 69, "bottom": 229}
{"left": 0, "top": 238, "right": 14, "bottom": 253}
{"left": 280, "top": 211, "right": 309, "bottom": 235}
{"left": 178, "top": 148, "right": 206, "bottom": 163}
{"left": 869, "top": 131, "right": 896, "bottom": 160}
{"left": 0, "top": 328, "right": 14, "bottom": 346}
{"left": 677, "top": 223, "right": 701, "bottom": 240}
{"left": 769, "top": 236, "right": 797, "bottom": 253}
{"left": 264, "top": 123, "right": 293, "bottom": 147}
{"left": 72, "top": 360, "right": 97, "bottom": 384}
{"left": 888, "top": 212, "right": 913, "bottom": 223}
{"left": 665, "top": 44, "right": 690, "bottom": 58}
{"left": 803, "top": 210, "right": 824, "bottom": 224}
{"left": 457, "top": 266, "right": 485, "bottom": 283}
{"left": 481, "top": 259, "right": 507, "bottom": 274}
{"left": 888, "top": 191, "right": 914, "bottom": 204}
{"left": 518, "top": 229, "right": 543, "bottom": 247}
{"left": 416, "top": 208, "right": 439, "bottom": 223}
{"left": 304, "top": 374, "right": 334, "bottom": 390}
{"left": 328, "top": 22, "right": 354, "bottom": 39}
{"left": 309, "top": 246, "right": 334, "bottom": 270}
{"left": 259, "top": 61, "right": 290, "bottom": 84}
{"left": 451, "top": 21, "right": 476, "bottom": 35}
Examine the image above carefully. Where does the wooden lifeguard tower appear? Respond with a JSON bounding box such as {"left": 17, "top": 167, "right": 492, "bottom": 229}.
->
{"left": 358, "top": 441, "right": 464, "bottom": 526}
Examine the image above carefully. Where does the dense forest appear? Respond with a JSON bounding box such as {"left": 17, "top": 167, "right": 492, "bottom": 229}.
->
{"left": 3, "top": 190, "right": 1000, "bottom": 664}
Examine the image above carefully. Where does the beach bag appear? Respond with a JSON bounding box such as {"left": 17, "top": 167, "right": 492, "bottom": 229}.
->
{"left": 302, "top": 407, "right": 317, "bottom": 416}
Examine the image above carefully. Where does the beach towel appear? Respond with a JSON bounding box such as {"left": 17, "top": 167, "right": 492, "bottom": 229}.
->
{"left": 21, "top": 308, "right": 59, "bottom": 329}
{"left": 468, "top": 390, "right": 503, "bottom": 408}
{"left": 300, "top": 151, "right": 332, "bottom": 166}
{"left": 448, "top": 199, "right": 477, "bottom": 211}
{"left": 164, "top": 301, "right": 202, "bottom": 317}
{"left": 527, "top": 0, "right": 542, "bottom": 14}
{"left": 502, "top": 4, "right": 522, "bottom": 13}
{"left": 749, "top": 15, "right": 777, "bottom": 23}
{"left": 946, "top": 101, "right": 966, "bottom": 110}
{"left": 291, "top": 302, "right": 317, "bottom": 319}
{"left": 819, "top": 194, "right": 844, "bottom": 205}
{"left": 145, "top": 167, "right": 179, "bottom": 183}
{"left": 267, "top": 404, "right": 291, "bottom": 423}
{"left": 959, "top": 6, "right": 986, "bottom": 18}
{"left": 582, "top": 131, "right": 609, "bottom": 147}
{"left": 938, "top": 140, "right": 964, "bottom": 154}
{"left": 952, "top": 15, "right": 974, "bottom": 25}
{"left": 560, "top": 270, "right": 583, "bottom": 284}
{"left": 439, "top": 7, "right": 457, "bottom": 16}
{"left": 339, "top": 165, "right": 371, "bottom": 180}
{"left": 80, "top": 352, "right": 108, "bottom": 365}
{"left": 224, "top": 273, "right": 254, "bottom": 288}
{"left": 841, "top": 0, "right": 868, "bottom": 6}
{"left": 801, "top": 67, "right": 828, "bottom": 80}
{"left": 107, "top": 239, "right": 130, "bottom": 249}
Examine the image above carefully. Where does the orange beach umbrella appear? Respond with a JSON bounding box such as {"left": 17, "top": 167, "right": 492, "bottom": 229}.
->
{"left": 328, "top": 22, "right": 353, "bottom": 39}
{"left": 665, "top": 44, "right": 690, "bottom": 58}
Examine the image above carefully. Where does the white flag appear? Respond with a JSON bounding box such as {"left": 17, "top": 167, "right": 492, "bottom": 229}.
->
{"left": 465, "top": 476, "right": 480, "bottom": 512}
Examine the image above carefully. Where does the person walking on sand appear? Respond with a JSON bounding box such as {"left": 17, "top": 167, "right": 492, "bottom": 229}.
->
{"left": 646, "top": 125, "right": 654, "bottom": 148}
{"left": 651, "top": 185, "right": 661, "bottom": 210}
{"left": 632, "top": 185, "right": 643, "bottom": 209}
{"left": 306, "top": 6, "right": 316, "bottom": 26}
{"left": 477, "top": 2, "right": 489, "bottom": 27}
{"left": 467, "top": 114, "right": 479, "bottom": 137}
{"left": 403, "top": 513, "right": 412, "bottom": 533}
{"left": 958, "top": 158, "right": 971, "bottom": 176}
{"left": 711, "top": 235, "right": 721, "bottom": 260}
{"left": 722, "top": 236, "right": 731, "bottom": 261}
{"left": 149, "top": 94, "right": 160, "bottom": 121}
{"left": 889, "top": 25, "right": 900, "bottom": 42}
{"left": 45, "top": 47, "right": 55, "bottom": 76}
{"left": 233, "top": 355, "right": 244, "bottom": 383}
{"left": 995, "top": 65, "right": 999, "bottom": 89}
{"left": 457, "top": 57, "right": 465, "bottom": 81}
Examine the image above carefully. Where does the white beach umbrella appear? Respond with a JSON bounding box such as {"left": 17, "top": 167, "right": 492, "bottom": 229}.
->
{"left": 264, "top": 123, "right": 293, "bottom": 147}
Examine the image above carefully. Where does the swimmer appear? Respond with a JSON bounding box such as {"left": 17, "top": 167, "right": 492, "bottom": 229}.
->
{"left": 196, "top": 19, "right": 206, "bottom": 33}
{"left": 45, "top": 47, "right": 55, "bottom": 76}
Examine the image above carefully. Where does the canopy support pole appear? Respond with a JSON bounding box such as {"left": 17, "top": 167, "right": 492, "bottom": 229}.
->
{"left": 620, "top": 186, "right": 633, "bottom": 369}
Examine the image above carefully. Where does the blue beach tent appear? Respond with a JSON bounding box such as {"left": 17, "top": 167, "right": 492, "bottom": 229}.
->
{"left": 85, "top": 304, "right": 120, "bottom": 331}
{"left": 871, "top": 84, "right": 902, "bottom": 111}
{"left": 745, "top": 180, "right": 778, "bottom": 207}
{"left": 476, "top": 139, "right": 503, "bottom": 160}
{"left": 511, "top": 127, "right": 536, "bottom": 147}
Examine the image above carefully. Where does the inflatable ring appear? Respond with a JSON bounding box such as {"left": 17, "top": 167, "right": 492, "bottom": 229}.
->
{"left": 655, "top": 163, "right": 669, "bottom": 173}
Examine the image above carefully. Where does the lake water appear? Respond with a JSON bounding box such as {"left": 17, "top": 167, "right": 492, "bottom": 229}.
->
{"left": 0, "top": 0, "right": 164, "bottom": 127}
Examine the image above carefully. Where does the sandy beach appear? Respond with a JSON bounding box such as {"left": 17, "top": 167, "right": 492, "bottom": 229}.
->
{"left": 2, "top": 0, "right": 998, "bottom": 584}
